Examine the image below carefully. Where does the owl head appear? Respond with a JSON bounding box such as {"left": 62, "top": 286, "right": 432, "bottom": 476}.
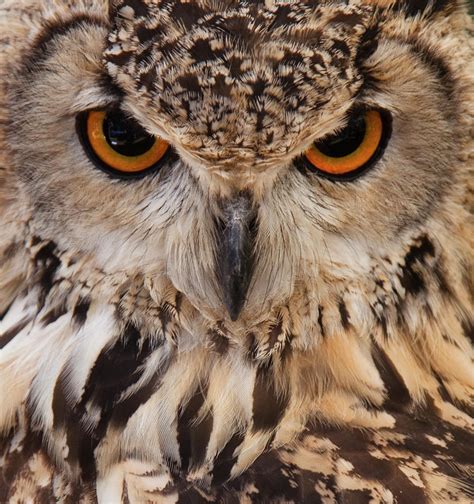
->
{"left": 4, "top": 0, "right": 472, "bottom": 344}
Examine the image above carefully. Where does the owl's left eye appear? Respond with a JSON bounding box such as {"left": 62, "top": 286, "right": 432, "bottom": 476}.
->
{"left": 77, "top": 109, "right": 170, "bottom": 177}
{"left": 300, "top": 109, "right": 391, "bottom": 180}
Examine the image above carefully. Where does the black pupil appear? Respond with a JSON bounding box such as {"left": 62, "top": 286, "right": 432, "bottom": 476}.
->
{"left": 316, "top": 113, "right": 367, "bottom": 158}
{"left": 103, "top": 111, "right": 155, "bottom": 157}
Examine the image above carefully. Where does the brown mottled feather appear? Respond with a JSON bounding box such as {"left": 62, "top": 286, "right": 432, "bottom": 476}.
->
{"left": 0, "top": 0, "right": 473, "bottom": 502}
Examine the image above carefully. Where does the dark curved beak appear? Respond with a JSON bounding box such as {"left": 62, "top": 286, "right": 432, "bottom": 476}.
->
{"left": 216, "top": 192, "right": 256, "bottom": 321}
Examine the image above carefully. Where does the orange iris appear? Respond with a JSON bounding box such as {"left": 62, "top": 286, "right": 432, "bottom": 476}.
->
{"left": 305, "top": 110, "right": 384, "bottom": 176}
{"left": 86, "top": 110, "right": 169, "bottom": 173}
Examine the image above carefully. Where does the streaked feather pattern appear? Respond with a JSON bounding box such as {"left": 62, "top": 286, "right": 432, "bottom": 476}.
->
{"left": 0, "top": 0, "right": 473, "bottom": 502}
{"left": 0, "top": 229, "right": 472, "bottom": 502}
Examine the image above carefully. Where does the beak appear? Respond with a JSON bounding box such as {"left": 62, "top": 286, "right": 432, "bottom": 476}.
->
{"left": 216, "top": 192, "right": 256, "bottom": 321}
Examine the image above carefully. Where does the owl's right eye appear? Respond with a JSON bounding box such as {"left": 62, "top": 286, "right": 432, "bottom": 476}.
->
{"left": 77, "top": 109, "right": 170, "bottom": 177}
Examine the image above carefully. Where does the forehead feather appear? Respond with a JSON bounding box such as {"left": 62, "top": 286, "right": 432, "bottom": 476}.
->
{"left": 105, "top": 0, "right": 375, "bottom": 165}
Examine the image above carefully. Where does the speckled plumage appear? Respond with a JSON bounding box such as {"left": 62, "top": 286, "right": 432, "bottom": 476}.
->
{"left": 0, "top": 0, "right": 473, "bottom": 502}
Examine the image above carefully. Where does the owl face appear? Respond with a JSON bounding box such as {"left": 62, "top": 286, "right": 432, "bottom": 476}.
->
{"left": 7, "top": 0, "right": 462, "bottom": 327}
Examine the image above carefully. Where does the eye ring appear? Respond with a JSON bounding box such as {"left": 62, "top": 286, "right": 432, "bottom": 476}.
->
{"left": 77, "top": 109, "right": 171, "bottom": 178}
{"left": 299, "top": 109, "right": 392, "bottom": 181}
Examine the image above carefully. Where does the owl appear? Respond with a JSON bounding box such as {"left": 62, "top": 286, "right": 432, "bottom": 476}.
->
{"left": 0, "top": 0, "right": 472, "bottom": 502}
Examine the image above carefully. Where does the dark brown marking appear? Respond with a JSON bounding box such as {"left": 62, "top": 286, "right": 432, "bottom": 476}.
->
{"left": 0, "top": 301, "right": 14, "bottom": 322}
{"left": 399, "top": 235, "right": 435, "bottom": 296}
{"left": 338, "top": 300, "right": 351, "bottom": 329}
{"left": 252, "top": 363, "right": 288, "bottom": 432}
{"left": 372, "top": 341, "right": 411, "bottom": 409}
{"left": 41, "top": 303, "right": 67, "bottom": 326}
{"left": 0, "top": 317, "right": 31, "bottom": 349}
{"left": 170, "top": 2, "right": 206, "bottom": 30}
{"left": 2, "top": 242, "right": 18, "bottom": 261}
{"left": 213, "top": 73, "right": 233, "bottom": 98}
{"left": 80, "top": 324, "right": 152, "bottom": 410}
{"left": 218, "top": 15, "right": 256, "bottom": 45}
{"left": 0, "top": 427, "right": 43, "bottom": 502}
{"left": 176, "top": 488, "right": 210, "bottom": 504}
{"left": 461, "top": 319, "right": 473, "bottom": 344}
{"left": 313, "top": 427, "right": 426, "bottom": 502}
{"left": 393, "top": 401, "right": 474, "bottom": 470}
{"left": 208, "top": 328, "right": 229, "bottom": 355}
{"left": 72, "top": 297, "right": 90, "bottom": 326}
{"left": 135, "top": 24, "right": 163, "bottom": 45}
{"left": 33, "top": 241, "right": 61, "bottom": 304}
{"left": 211, "top": 431, "right": 245, "bottom": 485}
{"left": 110, "top": 373, "right": 163, "bottom": 429}
{"left": 190, "top": 39, "right": 215, "bottom": 63}
{"left": 318, "top": 416, "right": 472, "bottom": 499}
{"left": 138, "top": 67, "right": 156, "bottom": 90}
{"left": 331, "top": 39, "right": 351, "bottom": 57}
{"left": 135, "top": 44, "right": 154, "bottom": 68}
{"left": 226, "top": 448, "right": 332, "bottom": 504}
{"left": 395, "top": 0, "right": 453, "bottom": 17}
{"left": 268, "top": 5, "right": 293, "bottom": 29}
{"left": 345, "top": 451, "right": 428, "bottom": 503}
{"left": 174, "top": 291, "right": 183, "bottom": 312}
{"left": 58, "top": 324, "right": 159, "bottom": 478}
{"left": 245, "top": 332, "right": 259, "bottom": 362}
{"left": 177, "top": 388, "right": 205, "bottom": 471}
{"left": 330, "top": 12, "right": 363, "bottom": 27}
{"left": 159, "top": 303, "right": 173, "bottom": 334}
{"left": 356, "top": 25, "right": 380, "bottom": 87}
{"left": 178, "top": 74, "right": 200, "bottom": 94}
{"left": 189, "top": 409, "right": 213, "bottom": 469}
{"left": 52, "top": 367, "right": 68, "bottom": 429}
{"left": 432, "top": 370, "right": 453, "bottom": 404}
{"left": 107, "top": 50, "right": 135, "bottom": 66}
{"left": 124, "top": 0, "right": 149, "bottom": 17}
{"left": 177, "top": 387, "right": 213, "bottom": 471}
{"left": 317, "top": 305, "right": 325, "bottom": 338}
{"left": 338, "top": 489, "right": 372, "bottom": 504}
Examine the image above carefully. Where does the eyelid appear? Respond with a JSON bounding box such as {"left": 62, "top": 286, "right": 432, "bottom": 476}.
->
{"left": 69, "top": 93, "right": 120, "bottom": 116}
